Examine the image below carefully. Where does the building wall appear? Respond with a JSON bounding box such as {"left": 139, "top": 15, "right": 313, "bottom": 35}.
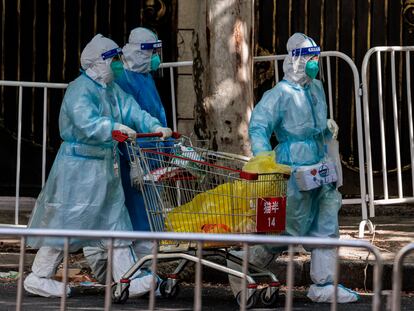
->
{"left": 175, "top": 0, "right": 198, "bottom": 136}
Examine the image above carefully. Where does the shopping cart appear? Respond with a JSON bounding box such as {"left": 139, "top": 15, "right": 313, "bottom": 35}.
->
{"left": 111, "top": 130, "right": 289, "bottom": 308}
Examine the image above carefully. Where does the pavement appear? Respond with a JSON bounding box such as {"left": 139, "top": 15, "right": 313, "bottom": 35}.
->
{"left": 1, "top": 202, "right": 414, "bottom": 296}
{"left": 3, "top": 281, "right": 414, "bottom": 310}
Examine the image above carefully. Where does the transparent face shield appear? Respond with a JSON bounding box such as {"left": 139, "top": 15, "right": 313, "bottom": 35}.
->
{"left": 140, "top": 40, "right": 163, "bottom": 77}
{"left": 101, "top": 47, "right": 125, "bottom": 80}
{"left": 291, "top": 46, "right": 321, "bottom": 77}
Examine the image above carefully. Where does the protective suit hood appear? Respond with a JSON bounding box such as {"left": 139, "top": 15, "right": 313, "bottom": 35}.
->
{"left": 122, "top": 27, "right": 158, "bottom": 74}
{"left": 283, "top": 33, "right": 319, "bottom": 86}
{"left": 80, "top": 34, "right": 120, "bottom": 87}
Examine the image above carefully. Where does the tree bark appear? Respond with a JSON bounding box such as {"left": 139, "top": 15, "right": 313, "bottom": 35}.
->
{"left": 192, "top": 0, "right": 254, "bottom": 156}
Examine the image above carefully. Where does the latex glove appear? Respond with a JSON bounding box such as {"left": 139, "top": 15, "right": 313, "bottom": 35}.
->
{"left": 155, "top": 127, "right": 172, "bottom": 139}
{"left": 327, "top": 119, "right": 339, "bottom": 140}
{"left": 114, "top": 123, "right": 136, "bottom": 140}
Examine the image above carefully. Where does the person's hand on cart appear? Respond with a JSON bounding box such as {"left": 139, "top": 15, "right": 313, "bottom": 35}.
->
{"left": 154, "top": 127, "right": 173, "bottom": 139}
{"left": 114, "top": 123, "right": 136, "bottom": 140}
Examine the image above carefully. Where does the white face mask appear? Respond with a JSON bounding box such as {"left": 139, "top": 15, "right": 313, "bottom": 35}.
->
{"left": 86, "top": 59, "right": 113, "bottom": 85}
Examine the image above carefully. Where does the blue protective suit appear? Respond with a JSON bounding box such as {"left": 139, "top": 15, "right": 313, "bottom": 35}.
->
{"left": 115, "top": 69, "right": 167, "bottom": 231}
{"left": 116, "top": 70, "right": 167, "bottom": 127}
{"left": 249, "top": 78, "right": 342, "bottom": 239}
{"left": 27, "top": 73, "right": 162, "bottom": 251}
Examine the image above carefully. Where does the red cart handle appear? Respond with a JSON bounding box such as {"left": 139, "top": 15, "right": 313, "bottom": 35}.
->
{"left": 112, "top": 130, "right": 129, "bottom": 142}
{"left": 136, "top": 132, "right": 181, "bottom": 139}
{"left": 112, "top": 130, "right": 181, "bottom": 142}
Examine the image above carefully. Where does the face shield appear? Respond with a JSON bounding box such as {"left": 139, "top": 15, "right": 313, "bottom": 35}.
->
{"left": 140, "top": 40, "right": 163, "bottom": 77}
{"left": 291, "top": 46, "right": 321, "bottom": 79}
{"left": 101, "top": 47, "right": 125, "bottom": 80}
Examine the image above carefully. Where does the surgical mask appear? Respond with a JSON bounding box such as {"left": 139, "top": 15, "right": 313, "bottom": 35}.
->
{"left": 305, "top": 60, "right": 319, "bottom": 79}
{"left": 150, "top": 54, "right": 161, "bottom": 71}
{"left": 111, "top": 60, "right": 124, "bottom": 79}
{"left": 85, "top": 60, "right": 113, "bottom": 86}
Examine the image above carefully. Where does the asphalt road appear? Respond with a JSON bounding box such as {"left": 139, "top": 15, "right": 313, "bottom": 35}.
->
{"left": 1, "top": 281, "right": 414, "bottom": 311}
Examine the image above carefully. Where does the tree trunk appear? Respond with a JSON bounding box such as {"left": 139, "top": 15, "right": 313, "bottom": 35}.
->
{"left": 192, "top": 0, "right": 254, "bottom": 156}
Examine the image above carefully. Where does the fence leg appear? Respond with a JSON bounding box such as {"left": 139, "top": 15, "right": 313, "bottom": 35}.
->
{"left": 16, "top": 236, "right": 26, "bottom": 311}
{"left": 285, "top": 245, "right": 295, "bottom": 311}
{"left": 193, "top": 241, "right": 203, "bottom": 311}
{"left": 59, "top": 238, "right": 69, "bottom": 311}
{"left": 358, "top": 219, "right": 374, "bottom": 238}
{"left": 104, "top": 239, "right": 114, "bottom": 311}
{"left": 149, "top": 239, "right": 159, "bottom": 311}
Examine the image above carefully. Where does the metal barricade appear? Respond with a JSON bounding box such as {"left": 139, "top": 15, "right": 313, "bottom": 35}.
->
{"left": 361, "top": 46, "right": 414, "bottom": 225}
{"left": 0, "top": 228, "right": 383, "bottom": 311}
{"left": 392, "top": 242, "right": 414, "bottom": 311}
{"left": 1, "top": 53, "right": 368, "bottom": 237}
{"left": 0, "top": 81, "right": 68, "bottom": 227}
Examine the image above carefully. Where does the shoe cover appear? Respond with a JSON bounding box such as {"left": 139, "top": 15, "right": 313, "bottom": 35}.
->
{"left": 154, "top": 274, "right": 163, "bottom": 297}
{"left": 128, "top": 272, "right": 156, "bottom": 297}
{"left": 83, "top": 243, "right": 146, "bottom": 285}
{"left": 24, "top": 273, "right": 71, "bottom": 298}
{"left": 307, "top": 284, "right": 360, "bottom": 303}
{"left": 84, "top": 244, "right": 157, "bottom": 298}
{"left": 141, "top": 273, "right": 163, "bottom": 298}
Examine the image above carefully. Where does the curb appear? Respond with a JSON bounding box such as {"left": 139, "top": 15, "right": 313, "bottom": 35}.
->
{"left": 0, "top": 253, "right": 36, "bottom": 272}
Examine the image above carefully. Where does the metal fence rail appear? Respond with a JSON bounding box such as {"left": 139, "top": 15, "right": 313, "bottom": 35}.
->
{"left": 159, "top": 61, "right": 192, "bottom": 132}
{"left": 392, "top": 242, "right": 414, "bottom": 311}
{"left": 0, "top": 80, "right": 68, "bottom": 227}
{"left": 0, "top": 52, "right": 369, "bottom": 238}
{"left": 0, "top": 229, "right": 383, "bottom": 311}
{"left": 361, "top": 46, "right": 414, "bottom": 221}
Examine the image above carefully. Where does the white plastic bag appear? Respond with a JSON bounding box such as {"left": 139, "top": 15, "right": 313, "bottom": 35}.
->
{"left": 326, "top": 138, "right": 343, "bottom": 188}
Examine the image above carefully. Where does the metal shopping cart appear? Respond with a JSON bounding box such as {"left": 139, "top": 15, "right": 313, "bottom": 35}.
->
{"left": 111, "top": 131, "right": 289, "bottom": 308}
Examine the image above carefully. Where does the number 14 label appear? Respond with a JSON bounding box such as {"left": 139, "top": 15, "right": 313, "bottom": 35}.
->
{"left": 256, "top": 197, "right": 286, "bottom": 233}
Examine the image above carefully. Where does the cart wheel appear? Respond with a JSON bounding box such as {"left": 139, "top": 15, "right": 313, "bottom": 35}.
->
{"left": 259, "top": 287, "right": 279, "bottom": 307}
{"left": 236, "top": 291, "right": 257, "bottom": 309}
{"left": 112, "top": 284, "right": 129, "bottom": 304}
{"left": 160, "top": 280, "right": 180, "bottom": 299}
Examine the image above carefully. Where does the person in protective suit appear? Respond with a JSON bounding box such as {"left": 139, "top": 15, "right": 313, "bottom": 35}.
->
{"left": 230, "top": 33, "right": 360, "bottom": 303}
{"left": 116, "top": 26, "right": 167, "bottom": 246}
{"left": 83, "top": 27, "right": 169, "bottom": 284}
{"left": 23, "top": 34, "right": 172, "bottom": 298}
{"left": 117, "top": 26, "right": 168, "bottom": 262}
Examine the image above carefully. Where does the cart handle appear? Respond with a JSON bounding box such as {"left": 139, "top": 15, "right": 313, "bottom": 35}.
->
{"left": 136, "top": 132, "right": 181, "bottom": 139}
{"left": 112, "top": 130, "right": 181, "bottom": 142}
